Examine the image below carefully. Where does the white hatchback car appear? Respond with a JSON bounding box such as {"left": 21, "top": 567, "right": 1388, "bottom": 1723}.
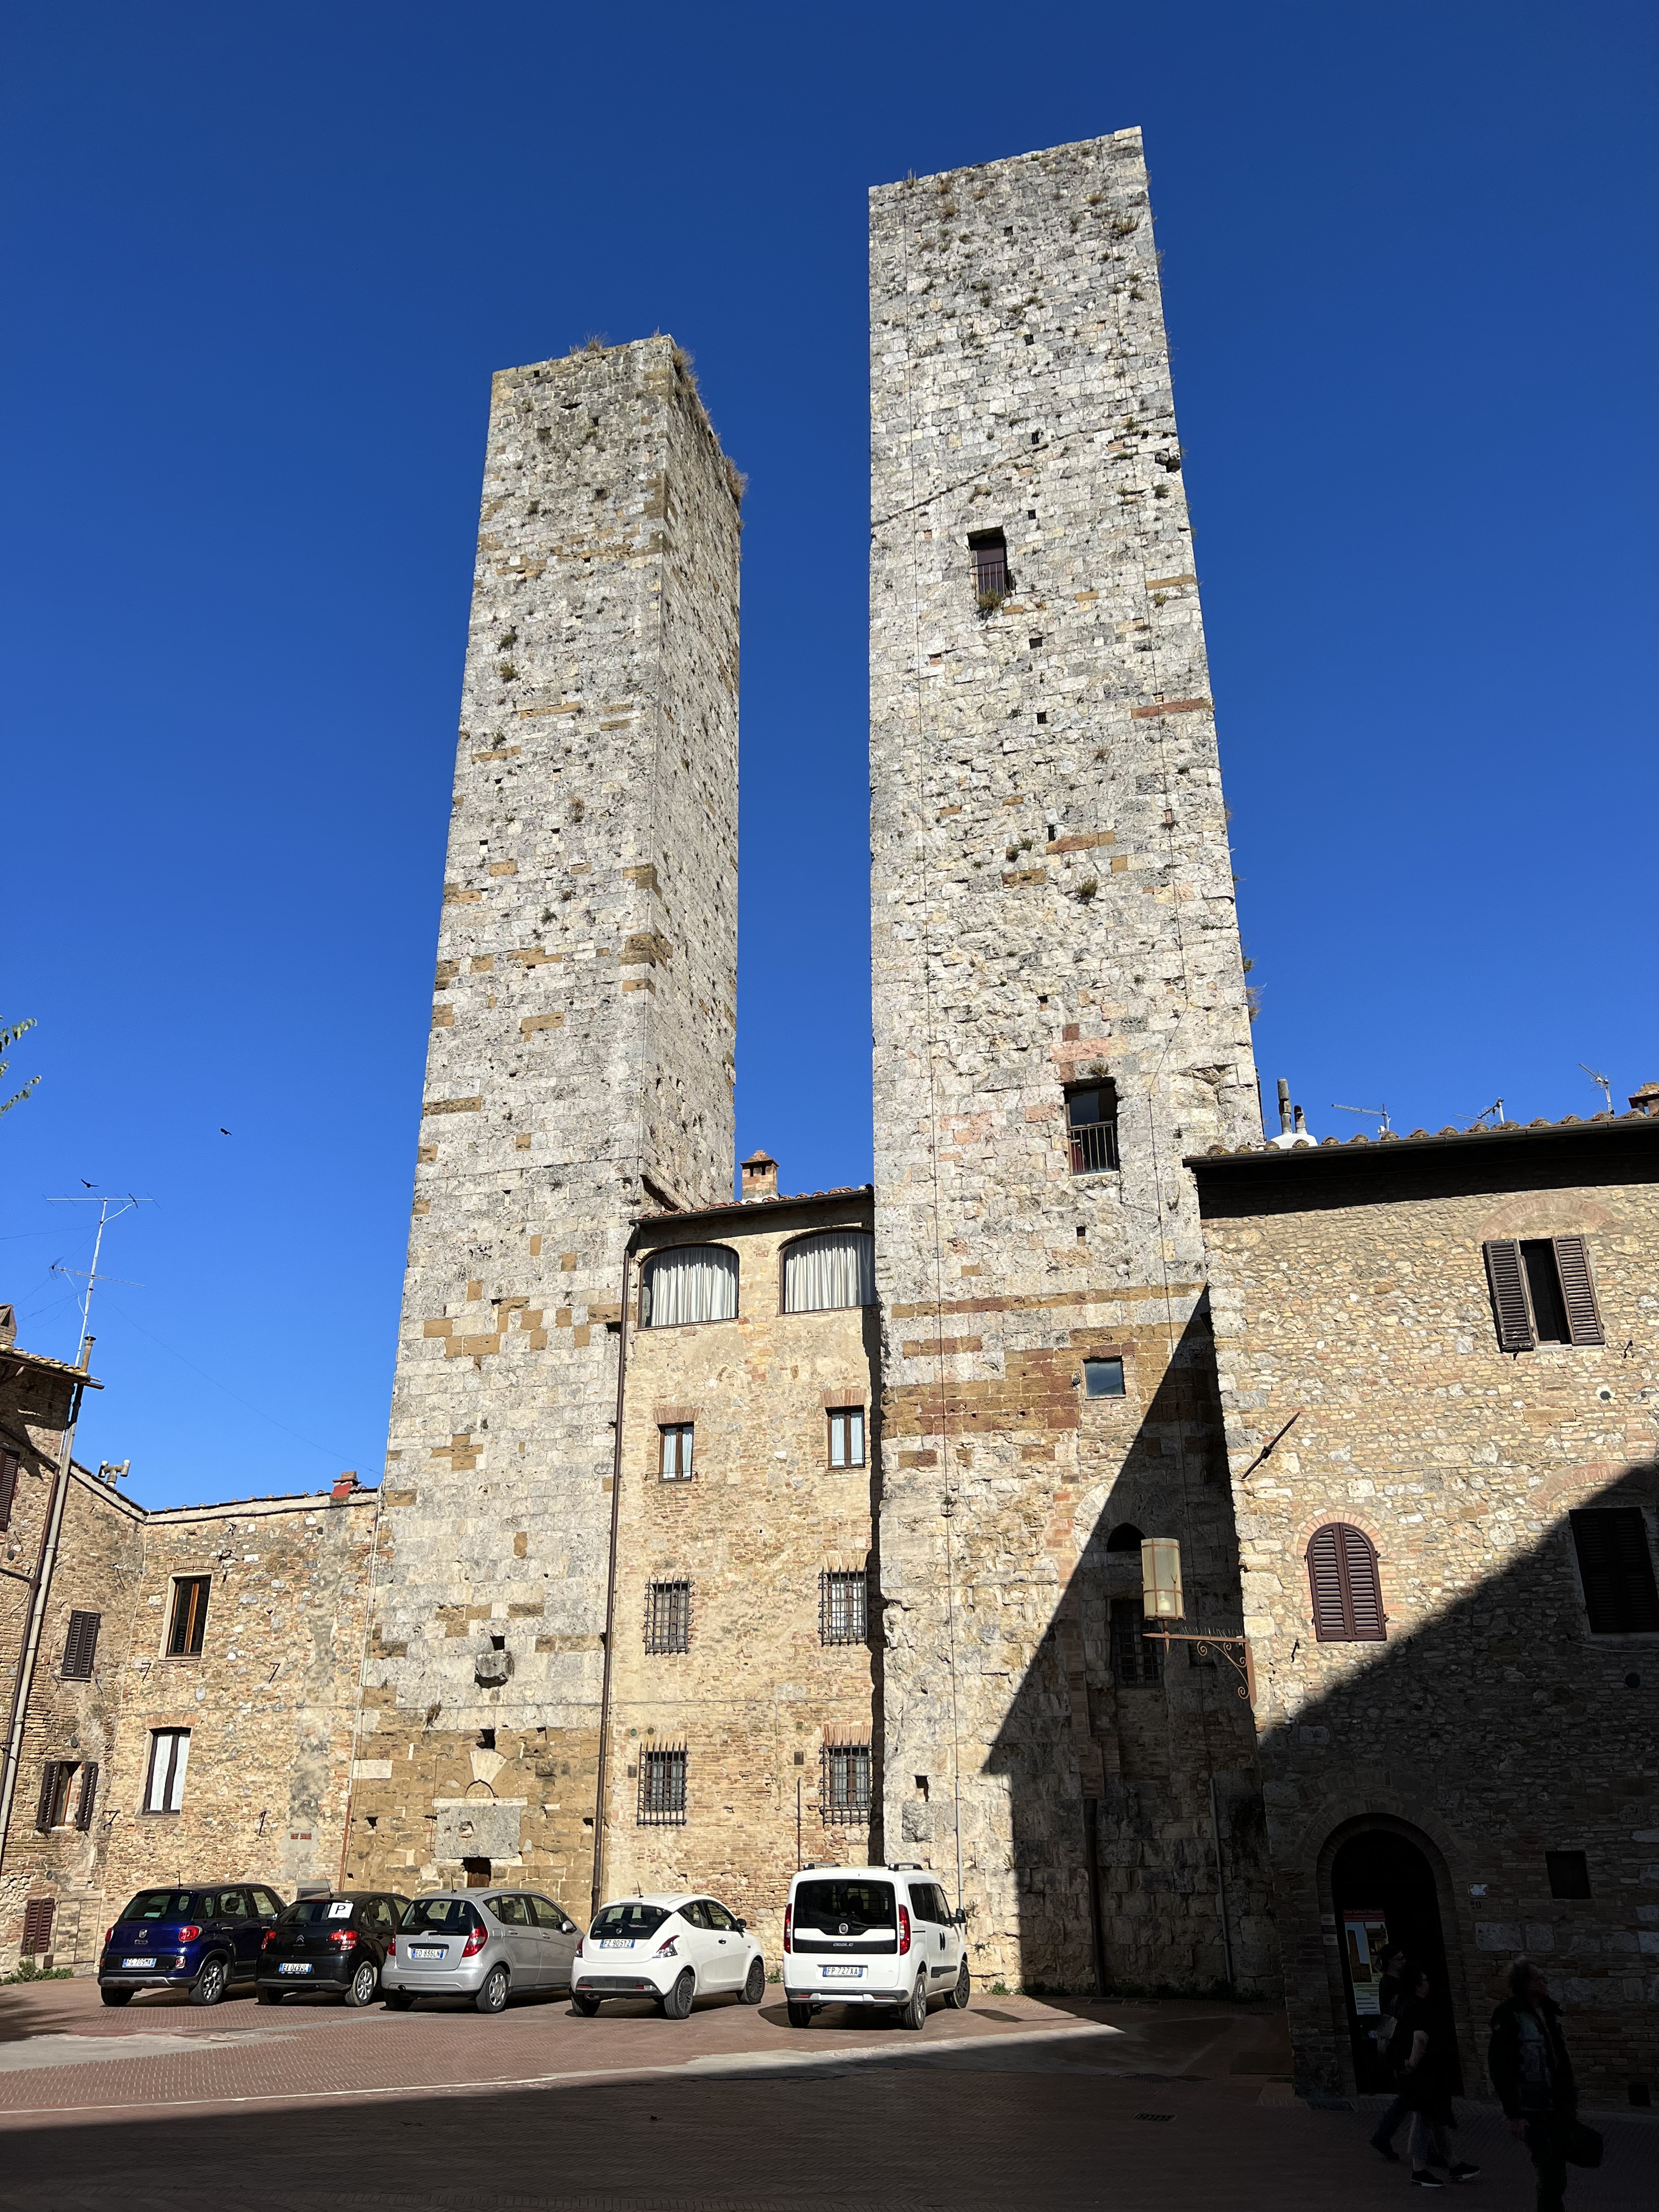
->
{"left": 782, "top": 1865, "right": 967, "bottom": 2028}
{"left": 571, "top": 1892, "right": 765, "bottom": 2018}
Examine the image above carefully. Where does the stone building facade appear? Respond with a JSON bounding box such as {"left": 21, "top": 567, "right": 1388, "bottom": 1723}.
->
{"left": 1194, "top": 1114, "right": 1659, "bottom": 2106}
{"left": 867, "top": 131, "right": 1274, "bottom": 1997}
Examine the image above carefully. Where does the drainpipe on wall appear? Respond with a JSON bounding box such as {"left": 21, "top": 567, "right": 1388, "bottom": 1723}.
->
{"left": 589, "top": 1234, "right": 637, "bottom": 1921}
{"left": 0, "top": 1345, "right": 93, "bottom": 1872}
{"left": 1082, "top": 1797, "right": 1108, "bottom": 2001}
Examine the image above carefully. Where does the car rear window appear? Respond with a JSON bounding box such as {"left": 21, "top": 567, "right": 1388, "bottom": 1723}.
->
{"left": 284, "top": 1898, "right": 360, "bottom": 1925}
{"left": 793, "top": 1880, "right": 895, "bottom": 1934}
{"left": 589, "top": 1902, "right": 671, "bottom": 1939}
{"left": 400, "top": 1897, "right": 482, "bottom": 1935}
{"left": 121, "top": 1890, "right": 205, "bottom": 1922}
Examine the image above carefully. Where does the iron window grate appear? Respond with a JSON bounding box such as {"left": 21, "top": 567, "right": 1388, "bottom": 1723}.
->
{"left": 1066, "top": 1082, "right": 1120, "bottom": 1175}
{"left": 821, "top": 1740, "right": 872, "bottom": 1825}
{"left": 645, "top": 1579, "right": 691, "bottom": 1655}
{"left": 638, "top": 1746, "right": 687, "bottom": 1826}
{"left": 820, "top": 1568, "right": 868, "bottom": 1646}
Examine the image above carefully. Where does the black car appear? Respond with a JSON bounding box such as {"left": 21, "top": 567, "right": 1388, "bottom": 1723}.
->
{"left": 257, "top": 1891, "right": 410, "bottom": 2007}
{"left": 98, "top": 1883, "right": 286, "bottom": 2006}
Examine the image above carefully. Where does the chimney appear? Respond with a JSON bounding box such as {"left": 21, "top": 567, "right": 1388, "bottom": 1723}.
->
{"left": 1628, "top": 1083, "right": 1659, "bottom": 1118}
{"left": 1275, "top": 1078, "right": 1293, "bottom": 1136}
{"left": 330, "top": 1471, "right": 360, "bottom": 1504}
{"left": 0, "top": 1304, "right": 14, "bottom": 1350}
{"left": 740, "top": 1150, "right": 779, "bottom": 1203}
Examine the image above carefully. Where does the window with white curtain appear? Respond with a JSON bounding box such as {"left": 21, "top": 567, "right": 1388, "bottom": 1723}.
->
{"left": 782, "top": 1230, "right": 875, "bottom": 1315}
{"left": 640, "top": 1245, "right": 739, "bottom": 1328}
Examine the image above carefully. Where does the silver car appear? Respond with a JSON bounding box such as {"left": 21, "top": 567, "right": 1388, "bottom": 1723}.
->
{"left": 382, "top": 1888, "right": 583, "bottom": 2013}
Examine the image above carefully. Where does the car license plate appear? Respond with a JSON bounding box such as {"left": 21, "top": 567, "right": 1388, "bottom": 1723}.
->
{"left": 121, "top": 1956, "right": 156, "bottom": 1968}
{"left": 597, "top": 1939, "right": 633, "bottom": 1949}
{"left": 822, "top": 1964, "right": 864, "bottom": 1978}
{"left": 278, "top": 1962, "right": 312, "bottom": 1975}
{"left": 411, "top": 1947, "right": 445, "bottom": 1961}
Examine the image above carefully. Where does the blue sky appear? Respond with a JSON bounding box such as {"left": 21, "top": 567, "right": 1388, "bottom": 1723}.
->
{"left": 4, "top": 3, "right": 1654, "bottom": 1510}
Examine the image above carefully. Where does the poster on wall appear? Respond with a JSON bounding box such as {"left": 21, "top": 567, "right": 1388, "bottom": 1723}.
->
{"left": 1343, "top": 1907, "right": 1390, "bottom": 2016}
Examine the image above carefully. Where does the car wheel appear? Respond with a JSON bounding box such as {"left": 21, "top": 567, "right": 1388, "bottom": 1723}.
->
{"left": 99, "top": 1986, "right": 133, "bottom": 2008}
{"left": 256, "top": 1987, "right": 284, "bottom": 2006}
{"left": 898, "top": 1976, "right": 927, "bottom": 2031}
{"left": 661, "top": 1969, "right": 696, "bottom": 2020}
{"left": 189, "top": 1958, "right": 229, "bottom": 2008}
{"left": 946, "top": 1960, "right": 971, "bottom": 2010}
{"left": 384, "top": 1991, "right": 415, "bottom": 2012}
{"left": 786, "top": 2000, "right": 813, "bottom": 2030}
{"left": 474, "top": 1964, "right": 510, "bottom": 2015}
{"left": 739, "top": 1955, "right": 765, "bottom": 2006}
{"left": 344, "top": 1959, "right": 379, "bottom": 2008}
{"left": 572, "top": 1995, "right": 601, "bottom": 2017}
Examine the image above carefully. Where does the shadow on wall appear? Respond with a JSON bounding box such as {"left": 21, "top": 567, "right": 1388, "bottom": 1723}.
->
{"left": 984, "top": 1306, "right": 1279, "bottom": 2000}
{"left": 1254, "top": 1458, "right": 1659, "bottom": 2106}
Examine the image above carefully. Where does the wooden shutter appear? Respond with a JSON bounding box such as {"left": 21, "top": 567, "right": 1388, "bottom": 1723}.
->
{"left": 20, "top": 1897, "right": 55, "bottom": 1955}
{"left": 62, "top": 1609, "right": 101, "bottom": 1679}
{"left": 1552, "top": 1236, "right": 1604, "bottom": 1345}
{"left": 1484, "top": 1239, "right": 1535, "bottom": 1351}
{"left": 1307, "top": 1524, "right": 1386, "bottom": 1641}
{"left": 35, "top": 1764, "right": 61, "bottom": 1833}
{"left": 1571, "top": 1507, "right": 1659, "bottom": 1634}
{"left": 75, "top": 1761, "right": 99, "bottom": 1830}
{"left": 0, "top": 1449, "right": 17, "bottom": 1530}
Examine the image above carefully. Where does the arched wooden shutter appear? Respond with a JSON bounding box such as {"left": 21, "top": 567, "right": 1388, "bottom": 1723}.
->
{"left": 1306, "top": 1524, "right": 1386, "bottom": 1642}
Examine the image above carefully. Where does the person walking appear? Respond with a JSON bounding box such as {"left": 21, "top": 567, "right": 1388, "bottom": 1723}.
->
{"left": 1395, "top": 1964, "right": 1481, "bottom": 2188}
{"left": 1488, "top": 1961, "right": 1578, "bottom": 2212}
{"left": 1370, "top": 1947, "right": 1413, "bottom": 2163}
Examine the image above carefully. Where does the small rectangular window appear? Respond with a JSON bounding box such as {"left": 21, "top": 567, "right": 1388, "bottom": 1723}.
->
{"left": 1546, "top": 1850, "right": 1592, "bottom": 1900}
{"left": 1110, "top": 1598, "right": 1163, "bottom": 1687}
{"left": 645, "top": 1579, "right": 691, "bottom": 1655}
{"left": 638, "top": 1746, "right": 686, "bottom": 1826}
{"left": 1083, "top": 1357, "right": 1125, "bottom": 1399}
{"left": 0, "top": 1449, "right": 18, "bottom": 1530}
{"left": 143, "top": 1728, "right": 191, "bottom": 1814}
{"left": 659, "top": 1424, "right": 694, "bottom": 1481}
{"left": 20, "top": 1898, "right": 55, "bottom": 1955}
{"left": 828, "top": 1407, "right": 866, "bottom": 1468}
{"left": 61, "top": 1609, "right": 102, "bottom": 1680}
{"left": 968, "top": 528, "right": 1008, "bottom": 607}
{"left": 1483, "top": 1235, "right": 1604, "bottom": 1352}
{"left": 821, "top": 1740, "right": 872, "bottom": 1824}
{"left": 1570, "top": 1507, "right": 1659, "bottom": 1634}
{"left": 35, "top": 1761, "right": 75, "bottom": 1832}
{"left": 167, "top": 1576, "right": 211, "bottom": 1658}
{"left": 1066, "top": 1082, "right": 1119, "bottom": 1175}
{"left": 820, "top": 1568, "right": 868, "bottom": 1646}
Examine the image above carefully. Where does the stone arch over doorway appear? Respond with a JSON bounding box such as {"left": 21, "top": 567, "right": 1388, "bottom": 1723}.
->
{"left": 1317, "top": 1814, "right": 1475, "bottom": 2098}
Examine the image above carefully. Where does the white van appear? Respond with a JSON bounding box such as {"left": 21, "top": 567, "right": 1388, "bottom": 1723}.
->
{"left": 781, "top": 1863, "right": 967, "bottom": 2029}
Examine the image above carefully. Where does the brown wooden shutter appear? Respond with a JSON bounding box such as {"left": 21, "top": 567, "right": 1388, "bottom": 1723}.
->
{"left": 62, "top": 1610, "right": 101, "bottom": 1680}
{"left": 1483, "top": 1239, "right": 1535, "bottom": 1351}
{"left": 75, "top": 1761, "right": 99, "bottom": 1830}
{"left": 1552, "top": 1236, "right": 1604, "bottom": 1346}
{"left": 1339, "top": 1526, "right": 1387, "bottom": 1640}
{"left": 0, "top": 1449, "right": 17, "bottom": 1530}
{"left": 1307, "top": 1524, "right": 1386, "bottom": 1641}
{"left": 20, "top": 1897, "right": 55, "bottom": 1954}
{"left": 35, "top": 1763, "right": 60, "bottom": 1833}
{"left": 1571, "top": 1507, "right": 1659, "bottom": 1633}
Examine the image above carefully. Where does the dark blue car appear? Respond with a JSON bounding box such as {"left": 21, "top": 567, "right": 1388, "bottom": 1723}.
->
{"left": 98, "top": 1882, "right": 285, "bottom": 2006}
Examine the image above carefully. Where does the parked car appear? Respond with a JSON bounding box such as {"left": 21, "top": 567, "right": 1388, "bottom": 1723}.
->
{"left": 571, "top": 1892, "right": 765, "bottom": 2018}
{"left": 781, "top": 1865, "right": 967, "bottom": 2028}
{"left": 98, "top": 1882, "right": 285, "bottom": 2007}
{"left": 380, "top": 1888, "right": 583, "bottom": 2014}
{"left": 255, "top": 1890, "right": 410, "bottom": 2007}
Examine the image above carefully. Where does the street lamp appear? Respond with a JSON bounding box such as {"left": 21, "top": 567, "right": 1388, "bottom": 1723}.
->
{"left": 1139, "top": 1538, "right": 1254, "bottom": 1705}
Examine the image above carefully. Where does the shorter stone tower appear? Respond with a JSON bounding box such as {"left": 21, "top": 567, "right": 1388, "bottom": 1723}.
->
{"left": 348, "top": 338, "right": 742, "bottom": 1907}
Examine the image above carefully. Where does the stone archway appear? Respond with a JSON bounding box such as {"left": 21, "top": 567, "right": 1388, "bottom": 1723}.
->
{"left": 1317, "top": 1813, "right": 1474, "bottom": 2098}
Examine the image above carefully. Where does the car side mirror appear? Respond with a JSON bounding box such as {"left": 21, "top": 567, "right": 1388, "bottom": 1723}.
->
{"left": 953, "top": 1910, "right": 968, "bottom": 1926}
{"left": 735, "top": 1919, "right": 747, "bottom": 1932}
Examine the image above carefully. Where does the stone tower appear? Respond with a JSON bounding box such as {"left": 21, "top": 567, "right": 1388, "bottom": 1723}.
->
{"left": 348, "top": 338, "right": 741, "bottom": 1905}
{"left": 868, "top": 134, "right": 1275, "bottom": 1994}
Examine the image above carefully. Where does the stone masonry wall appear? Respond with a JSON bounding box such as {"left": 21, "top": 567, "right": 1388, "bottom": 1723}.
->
{"left": 868, "top": 132, "right": 1271, "bottom": 1996}
{"left": 349, "top": 338, "right": 742, "bottom": 1908}
{"left": 1198, "top": 1125, "right": 1659, "bottom": 2104}
{"left": 602, "top": 1198, "right": 879, "bottom": 1955}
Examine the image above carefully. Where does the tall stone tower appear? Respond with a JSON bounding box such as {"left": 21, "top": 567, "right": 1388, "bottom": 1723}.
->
{"left": 348, "top": 338, "right": 740, "bottom": 1905}
{"left": 869, "top": 134, "right": 1275, "bottom": 1994}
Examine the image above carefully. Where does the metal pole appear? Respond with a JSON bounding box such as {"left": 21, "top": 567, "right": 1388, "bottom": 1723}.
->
{"left": 1209, "top": 1773, "right": 1235, "bottom": 1993}
{"left": 589, "top": 1240, "right": 634, "bottom": 1921}
{"left": 1082, "top": 1798, "right": 1108, "bottom": 2000}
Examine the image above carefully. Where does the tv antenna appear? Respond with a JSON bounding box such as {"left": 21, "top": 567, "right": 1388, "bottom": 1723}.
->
{"left": 1579, "top": 1064, "right": 1613, "bottom": 1113}
{"left": 1464, "top": 1099, "right": 1505, "bottom": 1131}
{"left": 1331, "top": 1101, "right": 1391, "bottom": 1135}
{"left": 44, "top": 1194, "right": 152, "bottom": 1364}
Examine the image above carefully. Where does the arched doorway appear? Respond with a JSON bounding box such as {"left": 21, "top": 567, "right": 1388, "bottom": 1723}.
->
{"left": 1329, "top": 1824, "right": 1461, "bottom": 2095}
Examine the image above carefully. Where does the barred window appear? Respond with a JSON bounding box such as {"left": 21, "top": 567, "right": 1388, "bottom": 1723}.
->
{"left": 1066, "top": 1082, "right": 1119, "bottom": 1175}
{"left": 660, "top": 1423, "right": 694, "bottom": 1481}
{"left": 646, "top": 1579, "right": 691, "bottom": 1655}
{"left": 820, "top": 1568, "right": 868, "bottom": 1646}
{"left": 968, "top": 527, "right": 1008, "bottom": 607}
{"left": 1110, "top": 1597, "right": 1163, "bottom": 1687}
{"left": 828, "top": 1406, "right": 867, "bottom": 1468}
{"left": 638, "top": 1746, "right": 687, "bottom": 1827}
{"left": 821, "top": 1740, "right": 872, "bottom": 1825}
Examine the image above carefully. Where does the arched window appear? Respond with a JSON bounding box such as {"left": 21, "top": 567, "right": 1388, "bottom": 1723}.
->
{"left": 1104, "top": 1523, "right": 1144, "bottom": 1553}
{"left": 781, "top": 1230, "right": 875, "bottom": 1315}
{"left": 1306, "top": 1524, "right": 1386, "bottom": 1642}
{"left": 640, "top": 1245, "right": 738, "bottom": 1329}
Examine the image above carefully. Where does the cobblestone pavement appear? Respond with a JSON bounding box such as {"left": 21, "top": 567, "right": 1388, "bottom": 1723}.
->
{"left": 0, "top": 1979, "right": 1652, "bottom": 2211}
